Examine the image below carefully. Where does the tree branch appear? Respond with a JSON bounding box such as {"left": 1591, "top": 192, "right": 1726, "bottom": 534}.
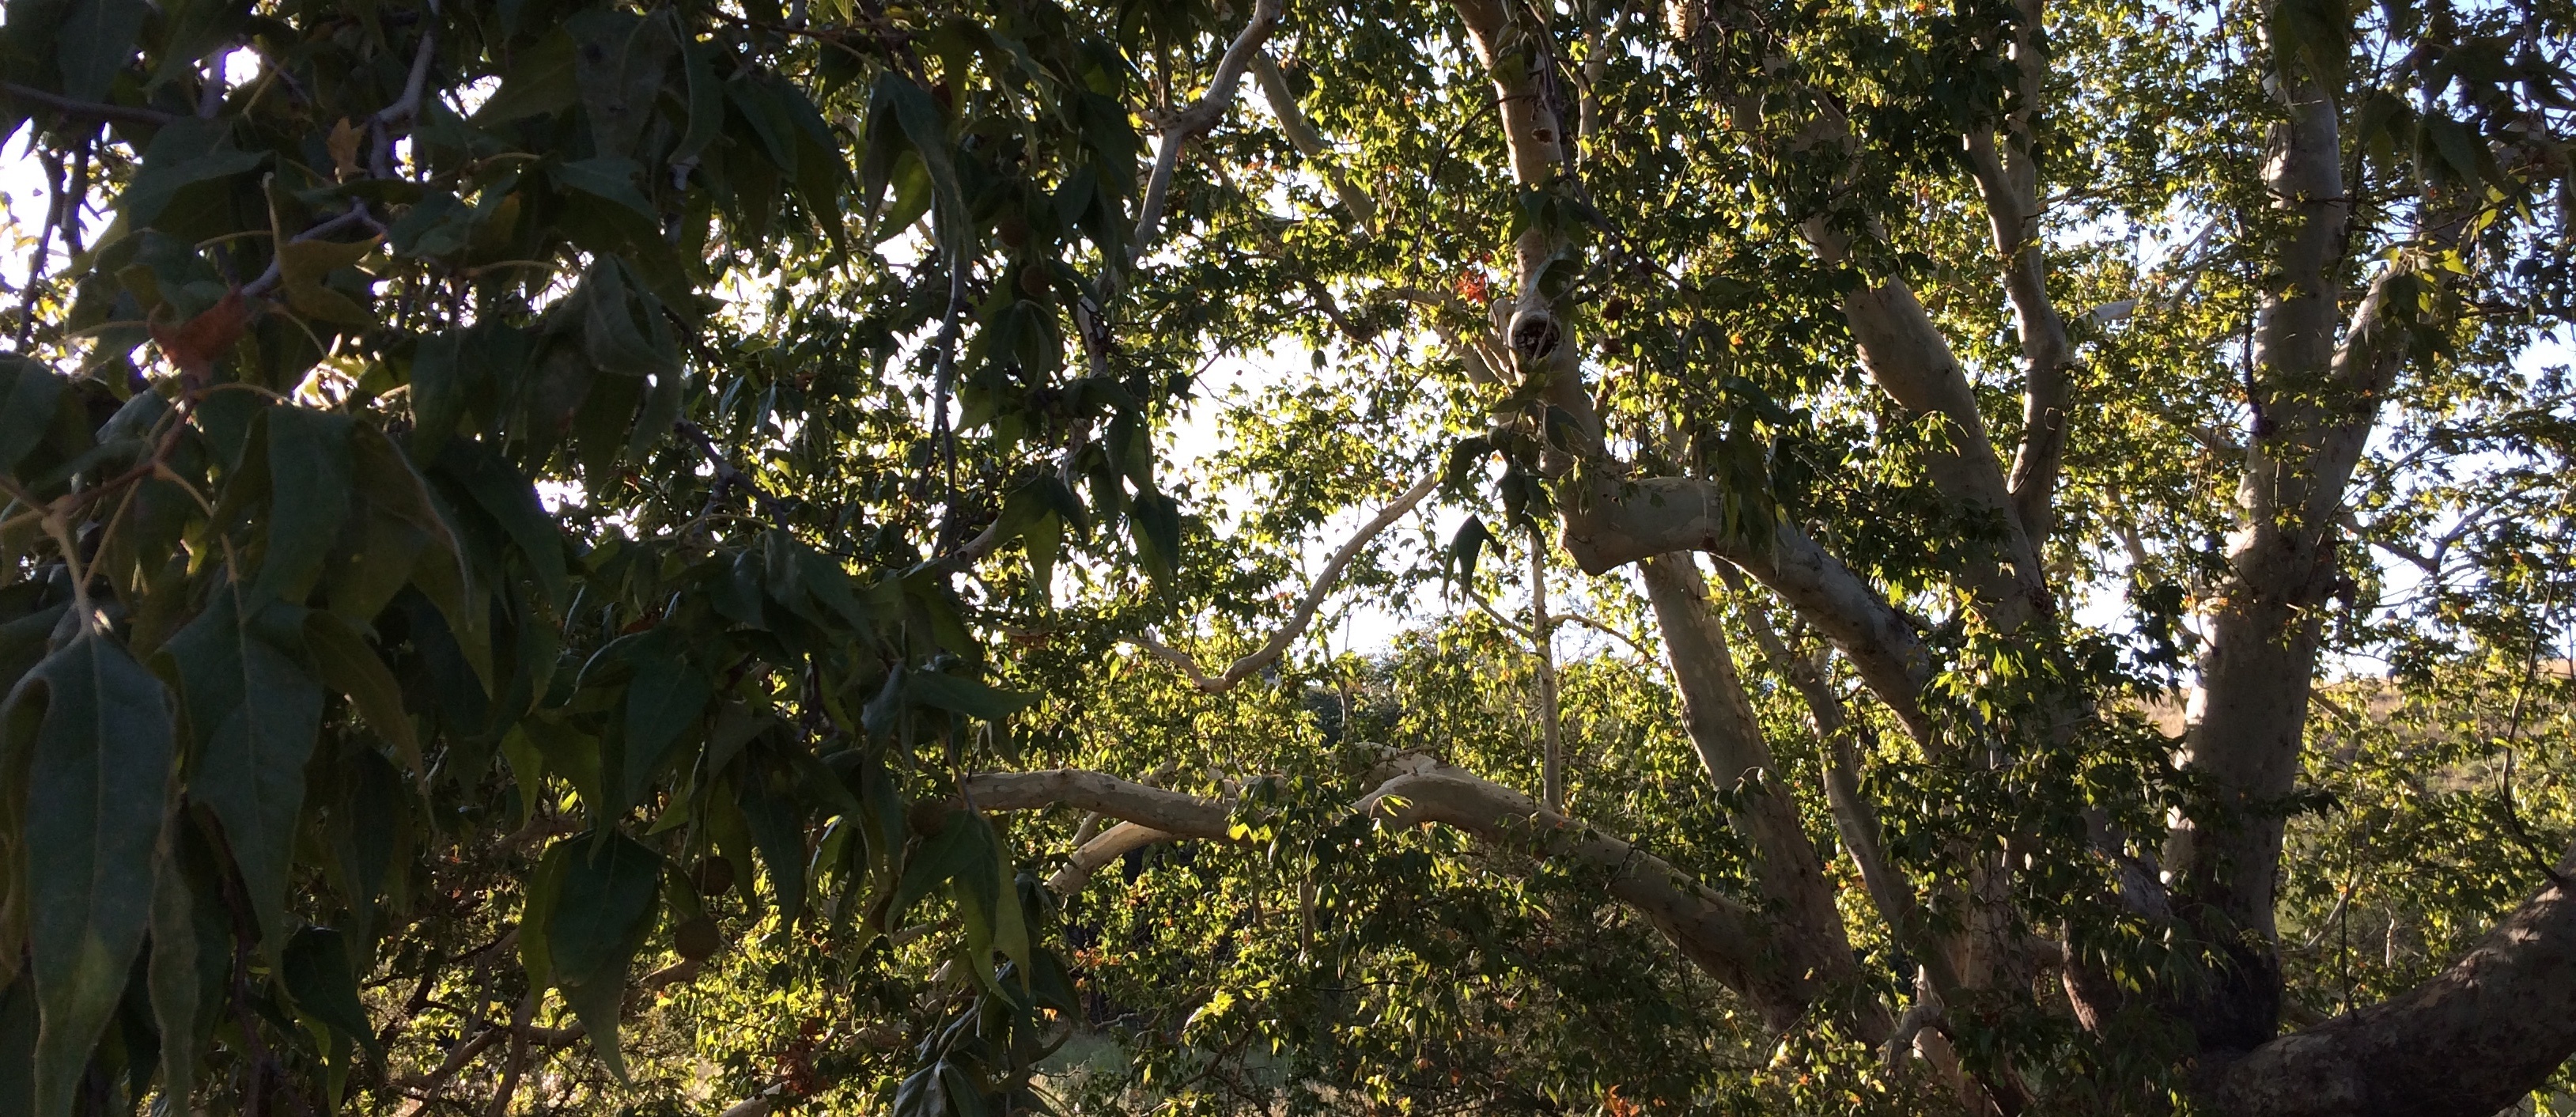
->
{"left": 1961, "top": 0, "right": 2079, "bottom": 546}
{"left": 1715, "top": 562, "right": 1956, "bottom": 993}
{"left": 1129, "top": 0, "right": 1284, "bottom": 271}
{"left": 1127, "top": 471, "right": 1439, "bottom": 693}
{"left": 1640, "top": 555, "right": 1854, "bottom": 975}
{"left": 970, "top": 762, "right": 1840, "bottom": 1032}
{"left": 2211, "top": 864, "right": 2576, "bottom": 1117}
{"left": 1250, "top": 51, "right": 1378, "bottom": 230}
{"left": 0, "top": 81, "right": 177, "bottom": 126}
{"left": 1559, "top": 473, "right": 1935, "bottom": 740}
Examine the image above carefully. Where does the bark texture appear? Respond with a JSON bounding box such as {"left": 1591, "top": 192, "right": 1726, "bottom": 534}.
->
{"left": 2209, "top": 871, "right": 2576, "bottom": 1117}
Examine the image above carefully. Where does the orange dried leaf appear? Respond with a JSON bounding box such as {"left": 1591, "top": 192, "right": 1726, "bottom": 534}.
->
{"left": 149, "top": 290, "right": 250, "bottom": 383}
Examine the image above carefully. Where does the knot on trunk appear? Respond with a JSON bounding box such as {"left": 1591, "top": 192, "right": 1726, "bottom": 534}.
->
{"left": 1509, "top": 309, "right": 1563, "bottom": 365}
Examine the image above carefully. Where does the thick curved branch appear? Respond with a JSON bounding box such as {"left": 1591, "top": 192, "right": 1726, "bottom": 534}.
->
{"left": 972, "top": 763, "right": 1837, "bottom": 1032}
{"left": 1129, "top": 0, "right": 1284, "bottom": 267}
{"left": 965, "top": 768, "right": 1236, "bottom": 836}
{"left": 2209, "top": 867, "right": 2576, "bottom": 1117}
{"left": 1559, "top": 473, "right": 1933, "bottom": 740}
{"left": 1715, "top": 563, "right": 1956, "bottom": 994}
{"left": 1127, "top": 471, "right": 1439, "bottom": 693}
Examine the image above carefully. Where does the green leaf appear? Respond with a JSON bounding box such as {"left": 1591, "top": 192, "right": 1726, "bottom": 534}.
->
{"left": 618, "top": 638, "right": 712, "bottom": 816}
{"left": 407, "top": 331, "right": 470, "bottom": 462}
{"left": 437, "top": 440, "right": 568, "bottom": 608}
{"left": 905, "top": 672, "right": 1035, "bottom": 723}
{"left": 0, "top": 978, "right": 33, "bottom": 1117}
{"left": 255, "top": 407, "right": 356, "bottom": 606}
{"left": 301, "top": 612, "right": 423, "bottom": 782}
{"left": 517, "top": 841, "right": 573, "bottom": 990}
{"left": 146, "top": 844, "right": 202, "bottom": 1107}
{"left": 737, "top": 776, "right": 808, "bottom": 924}
{"left": 567, "top": 9, "right": 678, "bottom": 161}
{"left": 552, "top": 157, "right": 659, "bottom": 223}
{"left": 0, "top": 361, "right": 66, "bottom": 476}
{"left": 1023, "top": 512, "right": 1061, "bottom": 603}
{"left": 675, "top": 39, "right": 723, "bottom": 164}
{"left": 282, "top": 926, "right": 382, "bottom": 1061}
{"left": 545, "top": 831, "right": 664, "bottom": 1081}
{"left": 165, "top": 589, "right": 323, "bottom": 948}
{"left": 472, "top": 29, "right": 579, "bottom": 125}
{"left": 873, "top": 74, "right": 966, "bottom": 242}
{"left": 276, "top": 236, "right": 377, "bottom": 326}
{"left": 1130, "top": 488, "right": 1182, "bottom": 586}
{"left": 120, "top": 118, "right": 268, "bottom": 229}
{"left": 3, "top": 632, "right": 174, "bottom": 1117}
{"left": 55, "top": 0, "right": 143, "bottom": 102}
{"left": 891, "top": 812, "right": 975, "bottom": 927}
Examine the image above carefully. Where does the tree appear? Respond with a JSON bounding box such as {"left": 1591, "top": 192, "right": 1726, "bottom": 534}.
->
{"left": 0, "top": 0, "right": 2571, "bottom": 1111}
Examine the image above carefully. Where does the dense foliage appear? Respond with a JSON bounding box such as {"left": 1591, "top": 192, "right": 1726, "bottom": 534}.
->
{"left": 0, "top": 0, "right": 2571, "bottom": 1111}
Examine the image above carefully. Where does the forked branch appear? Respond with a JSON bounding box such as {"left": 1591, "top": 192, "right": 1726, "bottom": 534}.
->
{"left": 1129, "top": 0, "right": 1285, "bottom": 268}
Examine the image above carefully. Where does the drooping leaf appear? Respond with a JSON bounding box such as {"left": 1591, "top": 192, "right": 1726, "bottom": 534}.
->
{"left": 544, "top": 831, "right": 664, "bottom": 1081}
{"left": 281, "top": 926, "right": 383, "bottom": 1062}
{"left": 55, "top": 0, "right": 146, "bottom": 102}
{"left": 567, "top": 9, "right": 679, "bottom": 160}
{"left": 617, "top": 636, "right": 712, "bottom": 816}
{"left": 165, "top": 589, "right": 323, "bottom": 949}
{"left": 146, "top": 843, "right": 201, "bottom": 1107}
{"left": 301, "top": 612, "right": 423, "bottom": 782}
{"left": 0, "top": 362, "right": 67, "bottom": 477}
{"left": 275, "top": 235, "right": 379, "bottom": 326}
{"left": 905, "top": 672, "right": 1035, "bottom": 723}
{"left": 254, "top": 407, "right": 356, "bottom": 606}
{"left": 4, "top": 632, "right": 175, "bottom": 1117}
{"left": 119, "top": 118, "right": 268, "bottom": 229}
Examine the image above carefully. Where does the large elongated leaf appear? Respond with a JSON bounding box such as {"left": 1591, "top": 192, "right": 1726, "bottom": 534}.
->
{"left": 120, "top": 118, "right": 268, "bottom": 229}
{"left": 165, "top": 590, "right": 323, "bottom": 948}
{"left": 567, "top": 9, "right": 677, "bottom": 160}
{"left": 618, "top": 638, "right": 711, "bottom": 817}
{"left": 545, "top": 831, "right": 663, "bottom": 1081}
{"left": 255, "top": 407, "right": 356, "bottom": 606}
{"left": 3, "top": 633, "right": 175, "bottom": 1117}
{"left": 282, "top": 926, "right": 382, "bottom": 1061}
{"left": 146, "top": 845, "right": 201, "bottom": 1109}
{"left": 301, "top": 612, "right": 422, "bottom": 781}
{"left": 55, "top": 0, "right": 145, "bottom": 102}
{"left": 0, "top": 361, "right": 66, "bottom": 477}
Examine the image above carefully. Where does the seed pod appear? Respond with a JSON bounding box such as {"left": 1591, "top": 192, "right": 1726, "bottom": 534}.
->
{"left": 693, "top": 855, "right": 736, "bottom": 897}
{"left": 674, "top": 916, "right": 722, "bottom": 961}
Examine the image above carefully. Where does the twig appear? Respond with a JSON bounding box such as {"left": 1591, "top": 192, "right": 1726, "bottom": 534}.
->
{"left": 14, "top": 150, "right": 62, "bottom": 349}
{"left": 0, "top": 81, "right": 178, "bottom": 126}
{"left": 241, "top": 204, "right": 387, "bottom": 299}
{"left": 1530, "top": 526, "right": 1564, "bottom": 811}
{"left": 674, "top": 420, "right": 791, "bottom": 520}
{"left": 1127, "top": 471, "right": 1439, "bottom": 692}
{"left": 375, "top": 20, "right": 440, "bottom": 128}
